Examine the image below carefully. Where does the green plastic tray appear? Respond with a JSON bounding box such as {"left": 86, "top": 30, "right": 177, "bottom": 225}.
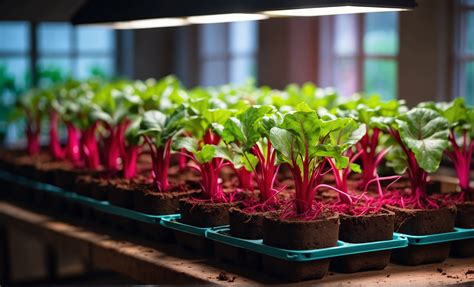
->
{"left": 394, "top": 228, "right": 474, "bottom": 245}
{"left": 206, "top": 226, "right": 408, "bottom": 261}
{"left": 0, "top": 170, "right": 180, "bottom": 224}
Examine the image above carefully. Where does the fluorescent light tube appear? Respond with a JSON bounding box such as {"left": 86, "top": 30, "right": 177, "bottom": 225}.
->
{"left": 264, "top": 6, "right": 409, "bottom": 17}
{"left": 187, "top": 13, "right": 268, "bottom": 24}
{"left": 107, "top": 18, "right": 189, "bottom": 29}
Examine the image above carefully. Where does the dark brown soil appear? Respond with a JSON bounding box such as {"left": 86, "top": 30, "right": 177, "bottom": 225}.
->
{"left": 338, "top": 209, "right": 395, "bottom": 243}
{"left": 261, "top": 212, "right": 339, "bottom": 281}
{"left": 179, "top": 198, "right": 238, "bottom": 227}
{"left": 262, "top": 212, "right": 339, "bottom": 250}
{"left": 262, "top": 256, "right": 331, "bottom": 282}
{"left": 133, "top": 182, "right": 200, "bottom": 215}
{"left": 387, "top": 205, "right": 456, "bottom": 265}
{"left": 174, "top": 230, "right": 213, "bottom": 255}
{"left": 451, "top": 202, "right": 474, "bottom": 258}
{"left": 229, "top": 207, "right": 265, "bottom": 239}
{"left": 330, "top": 209, "right": 395, "bottom": 273}
{"left": 455, "top": 202, "right": 474, "bottom": 228}
{"left": 391, "top": 243, "right": 451, "bottom": 265}
{"left": 53, "top": 163, "right": 98, "bottom": 191}
{"left": 386, "top": 205, "right": 456, "bottom": 235}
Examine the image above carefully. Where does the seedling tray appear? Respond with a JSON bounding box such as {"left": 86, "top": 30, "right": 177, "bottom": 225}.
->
{"left": 0, "top": 170, "right": 180, "bottom": 224}
{"left": 206, "top": 226, "right": 408, "bottom": 262}
{"left": 160, "top": 216, "right": 213, "bottom": 237}
{"left": 394, "top": 228, "right": 474, "bottom": 245}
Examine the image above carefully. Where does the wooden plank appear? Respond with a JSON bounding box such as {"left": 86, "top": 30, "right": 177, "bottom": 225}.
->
{"left": 0, "top": 201, "right": 473, "bottom": 285}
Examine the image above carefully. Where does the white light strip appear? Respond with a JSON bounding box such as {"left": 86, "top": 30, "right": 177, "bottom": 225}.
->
{"left": 85, "top": 18, "right": 190, "bottom": 29}
{"left": 263, "top": 6, "right": 409, "bottom": 17}
{"left": 187, "top": 13, "right": 268, "bottom": 24}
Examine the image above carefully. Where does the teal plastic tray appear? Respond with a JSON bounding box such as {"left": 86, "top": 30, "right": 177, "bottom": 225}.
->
{"left": 160, "top": 216, "right": 213, "bottom": 237}
{"left": 394, "top": 228, "right": 474, "bottom": 245}
{"left": 206, "top": 226, "right": 408, "bottom": 262}
{"left": 0, "top": 170, "right": 180, "bottom": 224}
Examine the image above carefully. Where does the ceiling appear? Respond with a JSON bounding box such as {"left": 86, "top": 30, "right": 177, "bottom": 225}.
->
{"left": 0, "top": 0, "right": 86, "bottom": 21}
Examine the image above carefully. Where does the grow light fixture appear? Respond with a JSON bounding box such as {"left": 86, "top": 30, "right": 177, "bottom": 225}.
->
{"left": 264, "top": 6, "right": 410, "bottom": 17}
{"left": 111, "top": 18, "right": 189, "bottom": 29}
{"left": 187, "top": 13, "right": 268, "bottom": 24}
{"left": 72, "top": 0, "right": 417, "bottom": 29}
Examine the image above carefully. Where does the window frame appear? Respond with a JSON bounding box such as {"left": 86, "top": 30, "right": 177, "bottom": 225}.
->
{"left": 197, "top": 21, "right": 258, "bottom": 86}
{"left": 318, "top": 13, "right": 400, "bottom": 98}
{"left": 36, "top": 22, "right": 117, "bottom": 81}
{"left": 453, "top": 0, "right": 474, "bottom": 102}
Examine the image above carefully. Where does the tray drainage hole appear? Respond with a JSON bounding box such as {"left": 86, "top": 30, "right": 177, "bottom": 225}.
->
{"left": 305, "top": 253, "right": 312, "bottom": 258}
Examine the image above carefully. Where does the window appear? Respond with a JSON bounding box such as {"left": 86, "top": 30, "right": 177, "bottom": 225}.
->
{"left": 0, "top": 21, "right": 116, "bottom": 142}
{"left": 319, "top": 12, "right": 399, "bottom": 100}
{"left": 0, "top": 21, "right": 30, "bottom": 140}
{"left": 198, "top": 21, "right": 258, "bottom": 86}
{"left": 37, "top": 22, "right": 115, "bottom": 86}
{"left": 454, "top": 0, "right": 474, "bottom": 105}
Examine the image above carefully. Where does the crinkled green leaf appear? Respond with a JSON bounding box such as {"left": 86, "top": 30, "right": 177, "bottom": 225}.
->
{"left": 396, "top": 108, "right": 449, "bottom": 173}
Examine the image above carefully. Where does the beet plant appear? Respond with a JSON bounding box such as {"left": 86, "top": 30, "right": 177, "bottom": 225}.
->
{"left": 421, "top": 98, "right": 474, "bottom": 201}
{"left": 378, "top": 108, "right": 450, "bottom": 209}
{"left": 269, "top": 105, "right": 356, "bottom": 219}
{"left": 139, "top": 106, "right": 186, "bottom": 191}
{"left": 336, "top": 95, "right": 404, "bottom": 190}
{"left": 90, "top": 81, "right": 142, "bottom": 174}
{"left": 220, "top": 105, "right": 283, "bottom": 207}
{"left": 18, "top": 89, "right": 45, "bottom": 155}
{"left": 64, "top": 82, "right": 103, "bottom": 169}
{"left": 175, "top": 98, "right": 234, "bottom": 202}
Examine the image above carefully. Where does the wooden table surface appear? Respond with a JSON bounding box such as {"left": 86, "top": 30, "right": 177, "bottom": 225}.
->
{"left": 0, "top": 201, "right": 473, "bottom": 286}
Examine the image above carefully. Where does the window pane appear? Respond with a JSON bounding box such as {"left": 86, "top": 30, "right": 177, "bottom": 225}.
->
{"left": 334, "top": 14, "right": 358, "bottom": 56}
{"left": 200, "top": 23, "right": 227, "bottom": 58}
{"left": 465, "top": 61, "right": 474, "bottom": 105}
{"left": 76, "top": 57, "right": 114, "bottom": 79}
{"left": 0, "top": 21, "right": 30, "bottom": 53}
{"left": 200, "top": 60, "right": 227, "bottom": 86}
{"left": 37, "top": 57, "right": 72, "bottom": 83}
{"left": 229, "top": 21, "right": 257, "bottom": 55}
{"left": 230, "top": 57, "right": 256, "bottom": 85}
{"left": 333, "top": 58, "right": 358, "bottom": 97}
{"left": 465, "top": 11, "right": 474, "bottom": 54}
{"left": 364, "top": 12, "right": 399, "bottom": 55}
{"left": 364, "top": 59, "right": 397, "bottom": 101}
{"left": 77, "top": 26, "right": 115, "bottom": 53}
{"left": 0, "top": 57, "right": 29, "bottom": 89}
{"left": 38, "top": 23, "right": 72, "bottom": 54}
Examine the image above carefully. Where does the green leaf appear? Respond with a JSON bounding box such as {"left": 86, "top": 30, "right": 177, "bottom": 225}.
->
{"left": 386, "top": 145, "right": 408, "bottom": 174}
{"left": 349, "top": 163, "right": 361, "bottom": 173}
{"left": 221, "top": 105, "right": 274, "bottom": 150}
{"left": 328, "top": 120, "right": 366, "bottom": 152}
{"left": 195, "top": 144, "right": 216, "bottom": 163}
{"left": 269, "top": 127, "right": 295, "bottom": 164}
{"left": 396, "top": 108, "right": 449, "bottom": 173}
{"left": 173, "top": 137, "right": 198, "bottom": 154}
{"left": 140, "top": 110, "right": 166, "bottom": 134}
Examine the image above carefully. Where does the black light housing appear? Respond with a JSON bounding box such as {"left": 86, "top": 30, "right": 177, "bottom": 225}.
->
{"left": 72, "top": 0, "right": 417, "bottom": 29}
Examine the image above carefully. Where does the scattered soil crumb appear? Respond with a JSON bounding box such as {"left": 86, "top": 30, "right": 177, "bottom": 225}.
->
{"left": 217, "top": 272, "right": 229, "bottom": 281}
{"left": 447, "top": 275, "right": 459, "bottom": 279}
{"left": 442, "top": 272, "right": 447, "bottom": 276}
{"left": 228, "top": 276, "right": 236, "bottom": 283}
{"left": 386, "top": 274, "right": 391, "bottom": 278}
{"left": 466, "top": 270, "right": 474, "bottom": 275}
{"left": 437, "top": 268, "right": 443, "bottom": 273}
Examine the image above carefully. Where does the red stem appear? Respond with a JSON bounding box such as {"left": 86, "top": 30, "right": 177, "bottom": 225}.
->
{"left": 49, "top": 111, "right": 65, "bottom": 160}
{"left": 65, "top": 122, "right": 81, "bottom": 164}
